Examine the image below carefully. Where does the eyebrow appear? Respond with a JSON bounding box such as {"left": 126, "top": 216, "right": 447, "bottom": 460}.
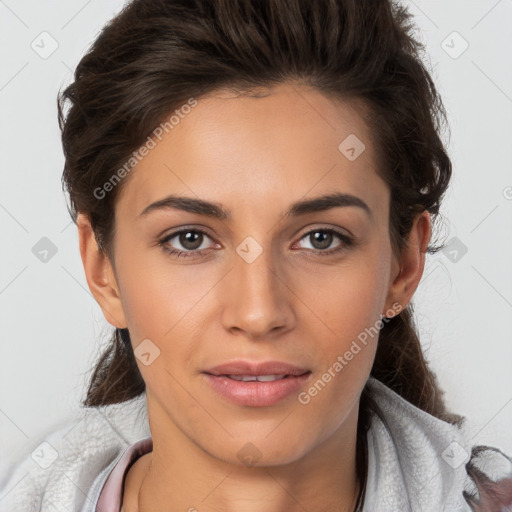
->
{"left": 139, "top": 192, "right": 372, "bottom": 220}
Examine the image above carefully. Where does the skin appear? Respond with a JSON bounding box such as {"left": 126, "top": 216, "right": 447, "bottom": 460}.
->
{"left": 77, "top": 82, "right": 430, "bottom": 512}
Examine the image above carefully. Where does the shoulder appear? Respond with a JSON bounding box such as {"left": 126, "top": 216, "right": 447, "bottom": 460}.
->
{"left": 0, "top": 393, "right": 149, "bottom": 512}
{"left": 363, "top": 377, "right": 512, "bottom": 511}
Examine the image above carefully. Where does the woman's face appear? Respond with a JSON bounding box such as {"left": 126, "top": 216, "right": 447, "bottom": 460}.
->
{"left": 89, "top": 83, "right": 409, "bottom": 466}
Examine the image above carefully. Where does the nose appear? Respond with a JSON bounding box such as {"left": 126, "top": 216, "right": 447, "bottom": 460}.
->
{"left": 221, "top": 246, "right": 295, "bottom": 340}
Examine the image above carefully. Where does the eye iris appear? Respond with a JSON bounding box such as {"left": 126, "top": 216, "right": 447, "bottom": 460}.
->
{"left": 180, "top": 231, "right": 203, "bottom": 250}
{"left": 311, "top": 231, "right": 332, "bottom": 250}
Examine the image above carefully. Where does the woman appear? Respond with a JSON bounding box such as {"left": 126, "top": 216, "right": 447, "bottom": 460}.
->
{"left": 1, "top": 0, "right": 511, "bottom": 511}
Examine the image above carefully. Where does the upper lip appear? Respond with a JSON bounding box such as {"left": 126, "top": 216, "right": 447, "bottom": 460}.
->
{"left": 204, "top": 360, "right": 311, "bottom": 377}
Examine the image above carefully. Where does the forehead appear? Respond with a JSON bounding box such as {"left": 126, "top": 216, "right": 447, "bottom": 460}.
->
{"left": 116, "top": 83, "right": 387, "bottom": 221}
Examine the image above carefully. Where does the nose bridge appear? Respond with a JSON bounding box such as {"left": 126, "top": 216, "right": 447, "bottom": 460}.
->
{"left": 221, "top": 237, "right": 292, "bottom": 337}
{"left": 237, "top": 241, "right": 278, "bottom": 296}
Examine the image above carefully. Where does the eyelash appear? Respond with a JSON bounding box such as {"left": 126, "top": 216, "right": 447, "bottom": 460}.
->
{"left": 158, "top": 227, "right": 354, "bottom": 260}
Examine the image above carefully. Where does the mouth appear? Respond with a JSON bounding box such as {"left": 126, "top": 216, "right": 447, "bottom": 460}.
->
{"left": 203, "top": 360, "right": 311, "bottom": 377}
{"left": 222, "top": 374, "right": 293, "bottom": 382}
{"left": 201, "top": 361, "right": 312, "bottom": 407}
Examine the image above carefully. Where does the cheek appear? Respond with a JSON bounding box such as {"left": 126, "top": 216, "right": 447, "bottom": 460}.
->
{"left": 299, "top": 243, "right": 391, "bottom": 397}
{"left": 304, "top": 251, "right": 391, "bottom": 342}
{"left": 113, "top": 250, "right": 212, "bottom": 394}
{"left": 296, "top": 265, "right": 387, "bottom": 433}
{"left": 113, "top": 243, "right": 213, "bottom": 341}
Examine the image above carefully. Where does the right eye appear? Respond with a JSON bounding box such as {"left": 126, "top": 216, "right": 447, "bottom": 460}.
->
{"left": 158, "top": 228, "right": 218, "bottom": 259}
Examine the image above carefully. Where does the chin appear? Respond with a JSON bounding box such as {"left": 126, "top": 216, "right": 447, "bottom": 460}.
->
{"left": 208, "top": 437, "right": 312, "bottom": 468}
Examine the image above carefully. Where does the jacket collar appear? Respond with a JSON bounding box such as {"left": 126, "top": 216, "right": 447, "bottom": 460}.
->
{"left": 362, "top": 377, "right": 471, "bottom": 511}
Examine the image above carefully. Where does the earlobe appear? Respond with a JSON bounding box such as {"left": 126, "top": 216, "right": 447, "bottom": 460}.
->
{"left": 76, "top": 213, "right": 128, "bottom": 329}
{"left": 383, "top": 211, "right": 431, "bottom": 315}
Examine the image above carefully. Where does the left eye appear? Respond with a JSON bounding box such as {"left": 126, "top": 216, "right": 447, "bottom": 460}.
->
{"left": 294, "top": 228, "right": 353, "bottom": 255}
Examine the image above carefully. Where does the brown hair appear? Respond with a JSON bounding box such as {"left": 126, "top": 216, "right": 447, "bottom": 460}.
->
{"left": 58, "top": 0, "right": 463, "bottom": 435}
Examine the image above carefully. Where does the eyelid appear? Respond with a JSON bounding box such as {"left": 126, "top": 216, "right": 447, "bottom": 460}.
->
{"left": 159, "top": 227, "right": 219, "bottom": 248}
{"left": 294, "top": 223, "right": 354, "bottom": 240}
{"left": 157, "top": 223, "right": 217, "bottom": 239}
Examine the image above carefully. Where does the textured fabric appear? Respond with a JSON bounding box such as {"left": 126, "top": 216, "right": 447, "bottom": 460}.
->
{"left": 0, "top": 376, "right": 511, "bottom": 512}
{"left": 87, "top": 437, "right": 152, "bottom": 512}
{"left": 0, "top": 395, "right": 150, "bottom": 512}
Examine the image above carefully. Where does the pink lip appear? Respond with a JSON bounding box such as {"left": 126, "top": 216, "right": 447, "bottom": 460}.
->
{"left": 204, "top": 360, "right": 310, "bottom": 377}
{"left": 202, "top": 360, "right": 311, "bottom": 407}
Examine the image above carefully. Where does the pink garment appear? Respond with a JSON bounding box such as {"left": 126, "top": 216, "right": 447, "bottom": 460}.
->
{"left": 97, "top": 437, "right": 153, "bottom": 511}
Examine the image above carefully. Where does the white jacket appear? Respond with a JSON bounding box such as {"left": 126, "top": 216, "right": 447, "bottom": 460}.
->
{"left": 1, "top": 376, "right": 511, "bottom": 512}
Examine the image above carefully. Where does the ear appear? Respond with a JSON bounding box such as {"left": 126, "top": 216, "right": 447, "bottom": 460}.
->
{"left": 77, "top": 213, "right": 127, "bottom": 328}
{"left": 382, "top": 210, "right": 431, "bottom": 316}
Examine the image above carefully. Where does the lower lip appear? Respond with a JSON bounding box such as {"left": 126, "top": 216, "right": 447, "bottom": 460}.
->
{"left": 202, "top": 373, "right": 312, "bottom": 407}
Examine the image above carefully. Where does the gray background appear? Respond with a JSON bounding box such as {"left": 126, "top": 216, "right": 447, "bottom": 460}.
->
{"left": 1, "top": 0, "right": 511, "bottom": 478}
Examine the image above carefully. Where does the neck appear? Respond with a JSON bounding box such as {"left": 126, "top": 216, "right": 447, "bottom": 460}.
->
{"left": 132, "top": 405, "right": 363, "bottom": 512}
{"left": 138, "top": 455, "right": 361, "bottom": 512}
